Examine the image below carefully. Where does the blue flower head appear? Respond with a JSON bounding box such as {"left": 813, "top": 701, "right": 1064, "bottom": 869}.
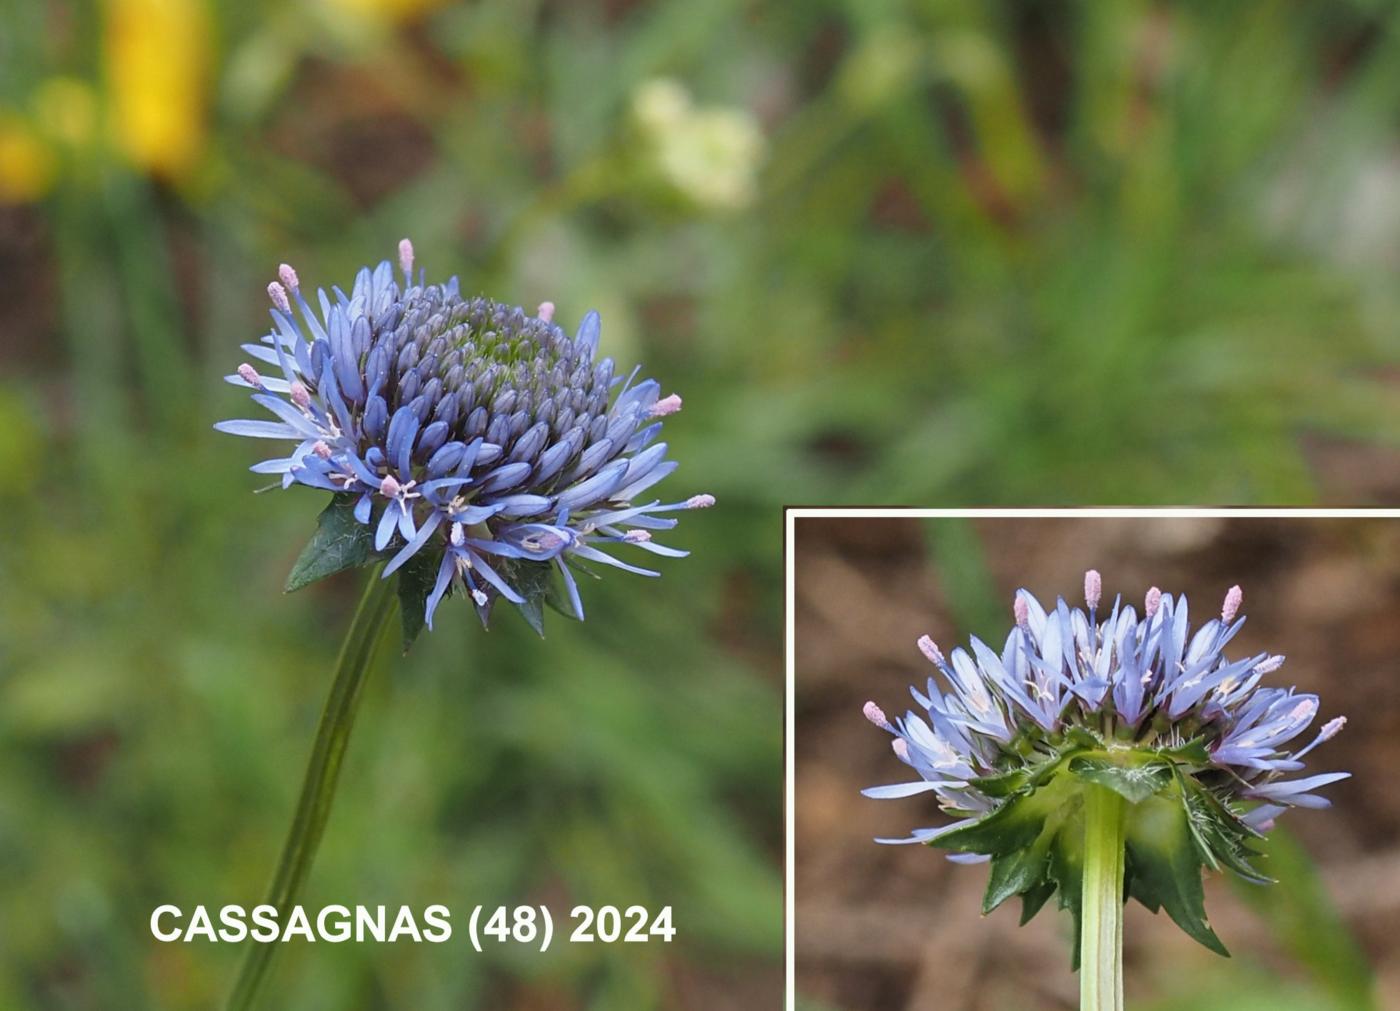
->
{"left": 218, "top": 240, "right": 712, "bottom": 633}
{"left": 862, "top": 571, "right": 1347, "bottom": 960}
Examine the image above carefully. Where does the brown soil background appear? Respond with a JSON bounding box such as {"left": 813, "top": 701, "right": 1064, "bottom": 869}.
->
{"left": 794, "top": 515, "right": 1400, "bottom": 1010}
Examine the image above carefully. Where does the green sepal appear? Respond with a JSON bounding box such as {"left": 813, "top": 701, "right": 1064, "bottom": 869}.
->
{"left": 968, "top": 752, "right": 1062, "bottom": 799}
{"left": 1154, "top": 737, "right": 1211, "bottom": 766}
{"left": 966, "top": 767, "right": 1031, "bottom": 799}
{"left": 394, "top": 547, "right": 442, "bottom": 653}
{"left": 1185, "top": 769, "right": 1267, "bottom": 840}
{"left": 285, "top": 494, "right": 375, "bottom": 592}
{"left": 1063, "top": 725, "right": 1104, "bottom": 751}
{"left": 1124, "top": 792, "right": 1229, "bottom": 957}
{"left": 1068, "top": 755, "right": 1172, "bottom": 804}
{"left": 1179, "top": 774, "right": 1274, "bottom": 885}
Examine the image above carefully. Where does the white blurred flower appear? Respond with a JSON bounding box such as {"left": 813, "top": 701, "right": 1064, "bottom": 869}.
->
{"left": 631, "top": 77, "right": 766, "bottom": 212}
{"left": 633, "top": 78, "right": 692, "bottom": 134}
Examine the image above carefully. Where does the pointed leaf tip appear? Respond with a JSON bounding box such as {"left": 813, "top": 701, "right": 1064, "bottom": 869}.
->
{"left": 395, "top": 548, "right": 441, "bottom": 652}
{"left": 285, "top": 494, "right": 376, "bottom": 592}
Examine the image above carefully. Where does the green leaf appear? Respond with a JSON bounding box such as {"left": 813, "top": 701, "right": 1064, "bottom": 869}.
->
{"left": 934, "top": 780, "right": 1067, "bottom": 856}
{"left": 395, "top": 548, "right": 442, "bottom": 653}
{"left": 981, "top": 789, "right": 1071, "bottom": 915}
{"left": 1125, "top": 863, "right": 1160, "bottom": 913}
{"left": 983, "top": 841, "right": 1050, "bottom": 914}
{"left": 1018, "top": 878, "right": 1056, "bottom": 925}
{"left": 1124, "top": 793, "right": 1229, "bottom": 957}
{"left": 1046, "top": 811, "right": 1086, "bottom": 970}
{"left": 1069, "top": 755, "right": 1172, "bottom": 804}
{"left": 502, "top": 559, "right": 578, "bottom": 637}
{"left": 285, "top": 494, "right": 375, "bottom": 593}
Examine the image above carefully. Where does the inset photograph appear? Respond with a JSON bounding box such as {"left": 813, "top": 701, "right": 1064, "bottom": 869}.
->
{"left": 791, "top": 511, "right": 1396, "bottom": 1011}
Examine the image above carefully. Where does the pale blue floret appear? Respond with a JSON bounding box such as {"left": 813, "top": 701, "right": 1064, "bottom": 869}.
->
{"left": 218, "top": 241, "right": 714, "bottom": 629}
{"left": 862, "top": 576, "right": 1348, "bottom": 847}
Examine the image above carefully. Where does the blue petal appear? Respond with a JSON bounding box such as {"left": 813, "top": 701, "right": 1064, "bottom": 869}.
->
{"left": 375, "top": 503, "right": 398, "bottom": 551}
{"left": 214, "top": 419, "right": 302, "bottom": 439}
{"left": 860, "top": 781, "right": 944, "bottom": 799}
{"left": 384, "top": 511, "right": 443, "bottom": 577}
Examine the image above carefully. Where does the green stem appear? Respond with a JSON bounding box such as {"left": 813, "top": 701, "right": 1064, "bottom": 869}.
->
{"left": 225, "top": 566, "right": 397, "bottom": 1010}
{"left": 1080, "top": 784, "right": 1126, "bottom": 1011}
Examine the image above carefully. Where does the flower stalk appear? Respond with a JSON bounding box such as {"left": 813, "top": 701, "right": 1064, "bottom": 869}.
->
{"left": 1080, "top": 784, "right": 1125, "bottom": 1011}
{"left": 225, "top": 564, "right": 397, "bottom": 1011}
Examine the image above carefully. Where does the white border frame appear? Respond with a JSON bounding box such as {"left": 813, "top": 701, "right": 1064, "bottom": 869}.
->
{"left": 783, "top": 507, "right": 1400, "bottom": 1009}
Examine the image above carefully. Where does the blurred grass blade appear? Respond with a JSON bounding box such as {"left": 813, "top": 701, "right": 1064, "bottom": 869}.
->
{"left": 1231, "top": 826, "right": 1375, "bottom": 1010}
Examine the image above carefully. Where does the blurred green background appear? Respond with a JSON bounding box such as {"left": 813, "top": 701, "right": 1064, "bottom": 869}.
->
{"left": 3, "top": 0, "right": 1400, "bottom": 1008}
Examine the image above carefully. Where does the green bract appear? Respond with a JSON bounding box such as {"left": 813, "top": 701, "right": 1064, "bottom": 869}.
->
{"left": 942, "top": 733, "right": 1255, "bottom": 963}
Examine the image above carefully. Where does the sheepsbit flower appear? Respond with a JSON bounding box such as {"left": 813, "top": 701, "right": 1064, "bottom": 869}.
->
{"left": 217, "top": 240, "right": 713, "bottom": 632}
{"left": 861, "top": 572, "right": 1348, "bottom": 959}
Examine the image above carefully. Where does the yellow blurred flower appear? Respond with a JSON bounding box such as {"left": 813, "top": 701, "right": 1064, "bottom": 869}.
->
{"left": 0, "top": 113, "right": 55, "bottom": 204}
{"left": 103, "top": 0, "right": 210, "bottom": 179}
{"left": 631, "top": 77, "right": 766, "bottom": 212}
